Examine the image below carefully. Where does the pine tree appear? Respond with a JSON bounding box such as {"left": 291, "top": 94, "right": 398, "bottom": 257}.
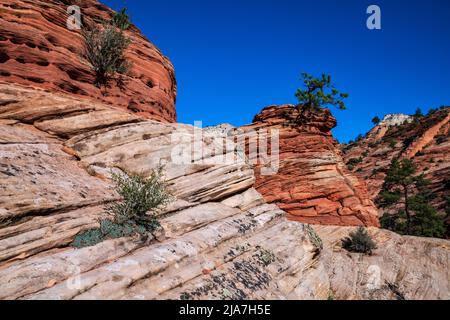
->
{"left": 378, "top": 159, "right": 445, "bottom": 238}
{"left": 372, "top": 116, "right": 381, "bottom": 125}
{"left": 294, "top": 73, "right": 348, "bottom": 124}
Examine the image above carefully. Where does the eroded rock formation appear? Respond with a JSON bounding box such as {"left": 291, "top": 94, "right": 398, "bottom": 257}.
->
{"left": 0, "top": 84, "right": 449, "bottom": 300}
{"left": 238, "top": 105, "right": 380, "bottom": 227}
{"left": 0, "top": 84, "right": 327, "bottom": 300}
{"left": 0, "top": 0, "right": 177, "bottom": 122}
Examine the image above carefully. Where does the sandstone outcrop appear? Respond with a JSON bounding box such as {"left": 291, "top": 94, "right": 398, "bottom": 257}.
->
{"left": 0, "top": 84, "right": 328, "bottom": 300}
{"left": 237, "top": 105, "right": 380, "bottom": 227}
{"left": 0, "top": 84, "right": 449, "bottom": 300}
{"left": 0, "top": 0, "right": 177, "bottom": 122}
{"left": 315, "top": 225, "right": 450, "bottom": 300}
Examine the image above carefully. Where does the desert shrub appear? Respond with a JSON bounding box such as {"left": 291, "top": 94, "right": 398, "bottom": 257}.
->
{"left": 387, "top": 138, "right": 397, "bottom": 149}
{"left": 72, "top": 168, "right": 171, "bottom": 248}
{"left": 347, "top": 157, "right": 363, "bottom": 168}
{"left": 341, "top": 227, "right": 377, "bottom": 255}
{"left": 402, "top": 136, "right": 415, "bottom": 150}
{"left": 72, "top": 229, "right": 103, "bottom": 248}
{"left": 112, "top": 8, "right": 131, "bottom": 30}
{"left": 83, "top": 23, "right": 131, "bottom": 85}
{"left": 107, "top": 168, "right": 172, "bottom": 231}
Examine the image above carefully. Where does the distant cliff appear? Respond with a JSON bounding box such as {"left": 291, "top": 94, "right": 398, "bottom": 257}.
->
{"left": 342, "top": 108, "right": 450, "bottom": 235}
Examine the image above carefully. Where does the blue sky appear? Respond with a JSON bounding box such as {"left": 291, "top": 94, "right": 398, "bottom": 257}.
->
{"left": 101, "top": 0, "right": 450, "bottom": 142}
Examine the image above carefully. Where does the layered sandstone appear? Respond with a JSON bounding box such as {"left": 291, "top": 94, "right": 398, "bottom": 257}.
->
{"left": 0, "top": 0, "right": 176, "bottom": 122}
{"left": 0, "top": 84, "right": 327, "bottom": 300}
{"left": 0, "top": 84, "right": 449, "bottom": 300}
{"left": 237, "top": 105, "right": 380, "bottom": 227}
{"left": 315, "top": 225, "right": 450, "bottom": 300}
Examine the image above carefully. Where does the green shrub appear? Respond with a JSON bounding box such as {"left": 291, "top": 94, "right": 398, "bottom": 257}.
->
{"left": 387, "top": 138, "right": 397, "bottom": 149}
{"left": 83, "top": 23, "right": 131, "bottom": 85}
{"left": 107, "top": 168, "right": 172, "bottom": 231}
{"left": 377, "top": 159, "right": 446, "bottom": 238}
{"left": 112, "top": 8, "right": 131, "bottom": 30}
{"left": 347, "top": 157, "right": 363, "bottom": 167}
{"left": 72, "top": 229, "right": 103, "bottom": 248}
{"left": 72, "top": 167, "right": 171, "bottom": 248}
{"left": 341, "top": 227, "right": 377, "bottom": 255}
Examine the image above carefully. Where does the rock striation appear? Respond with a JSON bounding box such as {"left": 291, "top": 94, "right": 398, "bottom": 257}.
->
{"left": 0, "top": 0, "right": 177, "bottom": 122}
{"left": 237, "top": 105, "right": 380, "bottom": 227}
{"left": 0, "top": 83, "right": 328, "bottom": 300}
{"left": 0, "top": 84, "right": 449, "bottom": 300}
{"left": 315, "top": 225, "right": 450, "bottom": 300}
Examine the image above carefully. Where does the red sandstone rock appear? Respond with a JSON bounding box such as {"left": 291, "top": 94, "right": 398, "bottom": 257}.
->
{"left": 239, "top": 105, "right": 380, "bottom": 227}
{"left": 0, "top": 0, "right": 176, "bottom": 122}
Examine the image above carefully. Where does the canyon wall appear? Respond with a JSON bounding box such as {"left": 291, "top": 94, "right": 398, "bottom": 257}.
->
{"left": 342, "top": 109, "right": 450, "bottom": 220}
{"left": 0, "top": 0, "right": 177, "bottom": 122}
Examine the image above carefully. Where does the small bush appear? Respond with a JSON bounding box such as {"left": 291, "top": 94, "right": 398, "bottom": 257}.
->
{"left": 83, "top": 23, "right": 131, "bottom": 85}
{"left": 341, "top": 227, "right": 377, "bottom": 255}
{"left": 72, "top": 229, "right": 103, "bottom": 248}
{"left": 347, "top": 157, "right": 363, "bottom": 168}
{"left": 72, "top": 167, "right": 172, "bottom": 248}
{"left": 387, "top": 138, "right": 397, "bottom": 149}
{"left": 107, "top": 168, "right": 172, "bottom": 230}
{"left": 112, "top": 8, "right": 131, "bottom": 30}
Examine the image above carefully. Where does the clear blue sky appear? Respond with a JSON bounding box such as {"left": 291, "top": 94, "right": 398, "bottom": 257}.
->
{"left": 101, "top": 0, "right": 450, "bottom": 142}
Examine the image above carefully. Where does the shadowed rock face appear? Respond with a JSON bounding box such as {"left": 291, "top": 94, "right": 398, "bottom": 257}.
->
{"left": 0, "top": 0, "right": 177, "bottom": 122}
{"left": 240, "top": 105, "right": 380, "bottom": 227}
